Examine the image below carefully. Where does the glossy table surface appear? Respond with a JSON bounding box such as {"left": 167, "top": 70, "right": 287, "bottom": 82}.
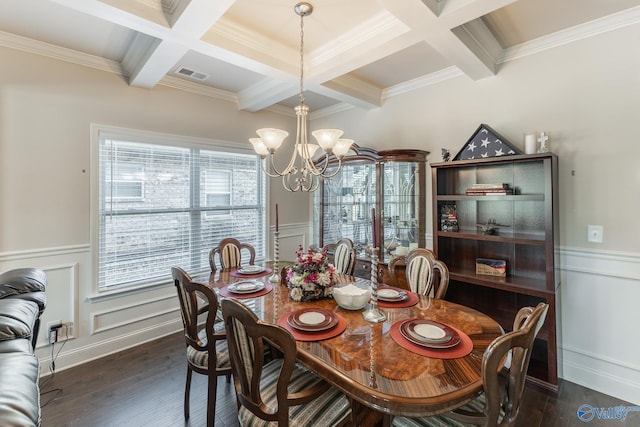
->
{"left": 194, "top": 266, "right": 503, "bottom": 423}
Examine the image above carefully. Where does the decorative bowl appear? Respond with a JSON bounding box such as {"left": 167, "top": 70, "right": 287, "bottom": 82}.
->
{"left": 332, "top": 283, "right": 371, "bottom": 310}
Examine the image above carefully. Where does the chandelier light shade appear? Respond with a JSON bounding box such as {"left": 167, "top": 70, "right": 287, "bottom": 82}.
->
{"left": 250, "top": 2, "right": 354, "bottom": 192}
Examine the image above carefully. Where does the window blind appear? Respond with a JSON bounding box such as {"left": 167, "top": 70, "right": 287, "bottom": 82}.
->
{"left": 98, "top": 137, "right": 266, "bottom": 291}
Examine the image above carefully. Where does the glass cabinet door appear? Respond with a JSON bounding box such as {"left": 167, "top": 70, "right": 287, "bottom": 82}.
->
{"left": 318, "top": 161, "right": 376, "bottom": 257}
{"left": 381, "top": 161, "right": 421, "bottom": 263}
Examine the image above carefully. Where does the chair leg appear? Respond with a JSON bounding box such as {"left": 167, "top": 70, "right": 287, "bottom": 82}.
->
{"left": 184, "top": 366, "right": 193, "bottom": 420}
{"left": 207, "top": 373, "right": 218, "bottom": 427}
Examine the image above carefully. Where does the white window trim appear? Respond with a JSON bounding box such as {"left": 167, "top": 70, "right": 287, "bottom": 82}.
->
{"left": 89, "top": 123, "right": 267, "bottom": 301}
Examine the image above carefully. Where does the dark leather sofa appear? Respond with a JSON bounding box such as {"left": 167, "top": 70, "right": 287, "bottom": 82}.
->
{"left": 0, "top": 268, "right": 47, "bottom": 427}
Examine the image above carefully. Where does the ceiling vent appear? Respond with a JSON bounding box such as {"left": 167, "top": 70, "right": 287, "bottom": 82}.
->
{"left": 175, "top": 66, "right": 209, "bottom": 81}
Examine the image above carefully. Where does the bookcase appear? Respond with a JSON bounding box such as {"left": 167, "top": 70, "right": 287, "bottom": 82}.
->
{"left": 315, "top": 147, "right": 428, "bottom": 284}
{"left": 431, "top": 153, "right": 558, "bottom": 391}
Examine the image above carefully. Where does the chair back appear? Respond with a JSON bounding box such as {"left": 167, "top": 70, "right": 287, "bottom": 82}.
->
{"left": 209, "top": 238, "right": 256, "bottom": 272}
{"left": 483, "top": 302, "right": 549, "bottom": 427}
{"left": 221, "top": 298, "right": 299, "bottom": 425}
{"left": 389, "top": 248, "right": 449, "bottom": 298}
{"left": 323, "top": 238, "right": 357, "bottom": 275}
{"left": 171, "top": 267, "right": 224, "bottom": 365}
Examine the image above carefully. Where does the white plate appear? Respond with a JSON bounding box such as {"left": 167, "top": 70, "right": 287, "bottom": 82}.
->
{"left": 228, "top": 281, "right": 264, "bottom": 294}
{"left": 413, "top": 324, "right": 446, "bottom": 340}
{"left": 378, "top": 289, "right": 401, "bottom": 299}
{"left": 297, "top": 311, "right": 326, "bottom": 326}
{"left": 238, "top": 265, "right": 265, "bottom": 274}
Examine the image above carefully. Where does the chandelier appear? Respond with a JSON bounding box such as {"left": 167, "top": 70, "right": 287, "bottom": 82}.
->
{"left": 249, "top": 2, "right": 354, "bottom": 192}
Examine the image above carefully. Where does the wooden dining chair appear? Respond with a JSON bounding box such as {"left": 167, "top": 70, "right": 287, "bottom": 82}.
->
{"left": 220, "top": 298, "right": 352, "bottom": 427}
{"left": 388, "top": 248, "right": 449, "bottom": 298}
{"left": 391, "top": 302, "right": 549, "bottom": 427}
{"left": 209, "top": 237, "right": 256, "bottom": 272}
{"left": 172, "top": 267, "right": 232, "bottom": 427}
{"left": 323, "top": 238, "right": 357, "bottom": 275}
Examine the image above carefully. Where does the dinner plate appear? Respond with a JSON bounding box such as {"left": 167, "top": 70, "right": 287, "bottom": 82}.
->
{"left": 377, "top": 288, "right": 407, "bottom": 302}
{"left": 400, "top": 319, "right": 461, "bottom": 348}
{"left": 287, "top": 308, "right": 338, "bottom": 332}
{"left": 237, "top": 265, "right": 265, "bottom": 274}
{"left": 227, "top": 280, "right": 265, "bottom": 294}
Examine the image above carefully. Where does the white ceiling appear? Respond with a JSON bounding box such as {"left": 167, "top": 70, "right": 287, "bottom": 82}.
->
{"left": 1, "top": 0, "right": 639, "bottom": 116}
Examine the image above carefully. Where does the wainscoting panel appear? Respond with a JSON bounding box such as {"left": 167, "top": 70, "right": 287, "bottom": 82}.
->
{"left": 558, "top": 247, "right": 640, "bottom": 405}
{"left": 272, "top": 222, "right": 312, "bottom": 262}
{"left": 91, "top": 293, "right": 179, "bottom": 334}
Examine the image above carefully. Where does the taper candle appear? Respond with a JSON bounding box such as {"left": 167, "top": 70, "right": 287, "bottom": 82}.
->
{"left": 371, "top": 207, "right": 377, "bottom": 248}
{"left": 275, "top": 203, "right": 279, "bottom": 232}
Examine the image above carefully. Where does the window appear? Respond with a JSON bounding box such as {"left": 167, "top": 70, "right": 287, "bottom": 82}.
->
{"left": 93, "top": 126, "right": 266, "bottom": 293}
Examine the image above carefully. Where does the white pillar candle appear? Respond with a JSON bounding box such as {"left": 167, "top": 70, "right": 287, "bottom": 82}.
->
{"left": 524, "top": 133, "right": 537, "bottom": 154}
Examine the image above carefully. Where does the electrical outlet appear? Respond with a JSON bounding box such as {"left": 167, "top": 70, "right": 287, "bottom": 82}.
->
{"left": 47, "top": 320, "right": 63, "bottom": 345}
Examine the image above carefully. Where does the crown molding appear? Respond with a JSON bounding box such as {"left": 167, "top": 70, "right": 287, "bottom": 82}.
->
{"left": 500, "top": 5, "right": 640, "bottom": 63}
{"left": 383, "top": 66, "right": 464, "bottom": 99}
{"left": 0, "top": 30, "right": 123, "bottom": 75}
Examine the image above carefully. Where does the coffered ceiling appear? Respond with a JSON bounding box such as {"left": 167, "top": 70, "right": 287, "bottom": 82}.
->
{"left": 1, "top": 0, "right": 639, "bottom": 116}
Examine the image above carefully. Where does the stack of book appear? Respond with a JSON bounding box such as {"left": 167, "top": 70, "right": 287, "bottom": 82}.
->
{"left": 465, "top": 183, "right": 513, "bottom": 195}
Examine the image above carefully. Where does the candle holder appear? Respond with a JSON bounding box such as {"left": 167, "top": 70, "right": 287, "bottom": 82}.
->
{"left": 269, "top": 231, "right": 281, "bottom": 284}
{"left": 363, "top": 249, "right": 386, "bottom": 323}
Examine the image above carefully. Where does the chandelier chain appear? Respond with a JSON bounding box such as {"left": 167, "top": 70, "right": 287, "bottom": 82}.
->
{"left": 299, "top": 10, "right": 305, "bottom": 106}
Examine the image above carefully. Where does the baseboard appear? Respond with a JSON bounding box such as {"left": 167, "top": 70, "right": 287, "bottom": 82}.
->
{"left": 561, "top": 346, "right": 640, "bottom": 405}
{"left": 37, "top": 319, "right": 182, "bottom": 376}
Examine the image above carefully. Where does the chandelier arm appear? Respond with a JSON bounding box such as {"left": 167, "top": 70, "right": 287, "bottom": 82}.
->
{"left": 262, "top": 153, "right": 297, "bottom": 177}
{"left": 318, "top": 157, "right": 343, "bottom": 178}
{"left": 283, "top": 174, "right": 301, "bottom": 192}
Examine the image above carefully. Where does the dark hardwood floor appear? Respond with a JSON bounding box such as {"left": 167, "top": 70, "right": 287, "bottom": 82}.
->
{"left": 40, "top": 332, "right": 637, "bottom": 426}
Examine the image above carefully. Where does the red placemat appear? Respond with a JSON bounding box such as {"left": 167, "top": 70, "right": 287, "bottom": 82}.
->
{"left": 278, "top": 311, "right": 347, "bottom": 342}
{"left": 390, "top": 319, "right": 473, "bottom": 359}
{"left": 219, "top": 282, "right": 273, "bottom": 299}
{"left": 376, "top": 286, "right": 419, "bottom": 308}
{"left": 230, "top": 267, "right": 273, "bottom": 278}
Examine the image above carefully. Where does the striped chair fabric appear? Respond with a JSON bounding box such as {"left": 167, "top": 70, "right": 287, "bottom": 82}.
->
{"left": 222, "top": 298, "right": 351, "bottom": 427}
{"left": 209, "top": 238, "right": 256, "bottom": 272}
{"left": 322, "top": 238, "right": 356, "bottom": 276}
{"left": 221, "top": 244, "right": 241, "bottom": 269}
{"left": 406, "top": 255, "right": 432, "bottom": 296}
{"left": 186, "top": 326, "right": 230, "bottom": 371}
{"left": 389, "top": 248, "right": 449, "bottom": 299}
{"left": 333, "top": 241, "right": 355, "bottom": 275}
{"left": 392, "top": 303, "right": 549, "bottom": 427}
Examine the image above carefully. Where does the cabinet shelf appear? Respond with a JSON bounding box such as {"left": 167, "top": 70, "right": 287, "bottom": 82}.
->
{"left": 449, "top": 267, "right": 554, "bottom": 298}
{"left": 436, "top": 194, "right": 544, "bottom": 202}
{"left": 436, "top": 229, "right": 546, "bottom": 245}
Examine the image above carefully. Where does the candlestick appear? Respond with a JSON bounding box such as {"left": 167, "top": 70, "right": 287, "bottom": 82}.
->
{"left": 363, "top": 248, "right": 386, "bottom": 323}
{"left": 269, "top": 231, "right": 281, "bottom": 284}
{"left": 275, "top": 203, "right": 279, "bottom": 232}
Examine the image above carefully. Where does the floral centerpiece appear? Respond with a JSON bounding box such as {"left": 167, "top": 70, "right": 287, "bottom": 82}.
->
{"left": 286, "top": 245, "right": 336, "bottom": 302}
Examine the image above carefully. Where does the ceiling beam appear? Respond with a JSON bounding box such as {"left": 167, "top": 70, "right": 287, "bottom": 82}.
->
{"left": 379, "top": 0, "right": 510, "bottom": 80}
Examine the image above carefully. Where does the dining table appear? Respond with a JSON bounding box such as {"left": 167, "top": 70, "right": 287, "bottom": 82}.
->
{"left": 193, "top": 262, "right": 503, "bottom": 427}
